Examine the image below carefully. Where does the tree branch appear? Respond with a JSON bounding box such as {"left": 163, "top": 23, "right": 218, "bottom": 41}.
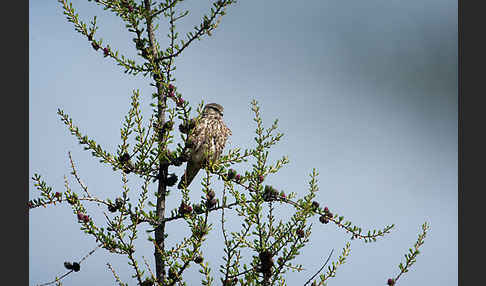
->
{"left": 303, "top": 249, "right": 334, "bottom": 286}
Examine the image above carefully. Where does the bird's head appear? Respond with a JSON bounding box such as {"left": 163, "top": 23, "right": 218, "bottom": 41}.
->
{"left": 203, "top": 103, "right": 224, "bottom": 117}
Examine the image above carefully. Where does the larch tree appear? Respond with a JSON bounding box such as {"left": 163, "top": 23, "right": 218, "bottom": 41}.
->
{"left": 29, "top": 1, "right": 429, "bottom": 286}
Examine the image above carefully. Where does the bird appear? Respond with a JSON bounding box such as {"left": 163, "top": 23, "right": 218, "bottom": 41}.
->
{"left": 178, "top": 103, "right": 231, "bottom": 189}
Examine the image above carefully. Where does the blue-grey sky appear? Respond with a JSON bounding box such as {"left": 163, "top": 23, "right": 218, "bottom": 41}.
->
{"left": 30, "top": 0, "right": 457, "bottom": 285}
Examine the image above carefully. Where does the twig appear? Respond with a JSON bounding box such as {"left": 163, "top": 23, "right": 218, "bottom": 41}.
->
{"left": 391, "top": 222, "right": 430, "bottom": 285}
{"left": 36, "top": 244, "right": 101, "bottom": 286}
{"left": 161, "top": 198, "right": 256, "bottom": 224}
{"left": 68, "top": 151, "right": 91, "bottom": 197}
{"left": 37, "top": 271, "right": 72, "bottom": 286}
{"left": 151, "top": 0, "right": 179, "bottom": 18}
{"left": 80, "top": 244, "right": 101, "bottom": 262}
{"left": 227, "top": 265, "right": 259, "bottom": 279}
{"left": 107, "top": 262, "right": 126, "bottom": 286}
{"left": 142, "top": 256, "right": 158, "bottom": 285}
{"left": 221, "top": 183, "right": 231, "bottom": 282}
{"left": 303, "top": 249, "right": 334, "bottom": 286}
{"left": 157, "top": 0, "right": 228, "bottom": 61}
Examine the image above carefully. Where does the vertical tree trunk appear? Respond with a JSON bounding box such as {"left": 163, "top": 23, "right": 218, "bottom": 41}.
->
{"left": 144, "top": 0, "right": 168, "bottom": 283}
{"left": 154, "top": 166, "right": 168, "bottom": 283}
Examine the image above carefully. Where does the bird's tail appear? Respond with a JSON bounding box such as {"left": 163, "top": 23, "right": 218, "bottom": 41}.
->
{"left": 177, "top": 161, "right": 200, "bottom": 189}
